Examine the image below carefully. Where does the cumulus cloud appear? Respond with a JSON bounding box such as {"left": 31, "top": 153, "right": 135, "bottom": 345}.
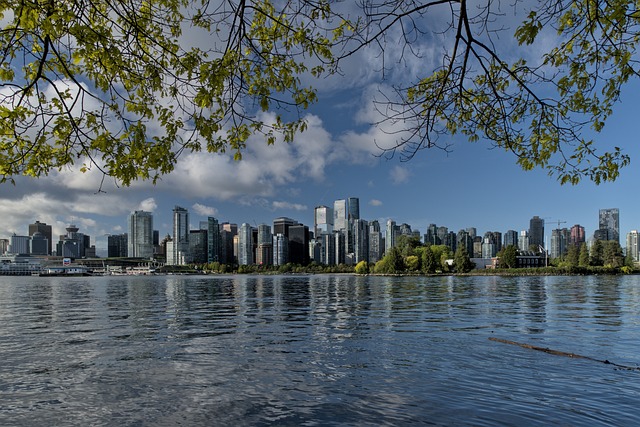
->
{"left": 369, "top": 199, "right": 383, "bottom": 207}
{"left": 272, "top": 201, "right": 308, "bottom": 211}
{"left": 390, "top": 166, "right": 411, "bottom": 184}
{"left": 138, "top": 198, "right": 158, "bottom": 212}
{"left": 192, "top": 203, "right": 218, "bottom": 217}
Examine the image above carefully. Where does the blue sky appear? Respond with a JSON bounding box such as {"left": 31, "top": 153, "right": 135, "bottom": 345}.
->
{"left": 1, "top": 4, "right": 639, "bottom": 256}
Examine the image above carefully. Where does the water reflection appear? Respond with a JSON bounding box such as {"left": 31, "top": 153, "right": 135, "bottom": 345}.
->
{"left": 1, "top": 274, "right": 639, "bottom": 426}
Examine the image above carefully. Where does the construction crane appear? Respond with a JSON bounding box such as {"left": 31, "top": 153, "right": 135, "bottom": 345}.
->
{"left": 550, "top": 220, "right": 567, "bottom": 229}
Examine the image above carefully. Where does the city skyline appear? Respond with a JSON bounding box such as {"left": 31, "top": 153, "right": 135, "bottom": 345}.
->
{"left": 1, "top": 79, "right": 639, "bottom": 254}
{"left": 0, "top": 198, "right": 633, "bottom": 260}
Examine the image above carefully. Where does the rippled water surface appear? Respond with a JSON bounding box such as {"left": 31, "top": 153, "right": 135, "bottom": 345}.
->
{"left": 1, "top": 274, "right": 640, "bottom": 426}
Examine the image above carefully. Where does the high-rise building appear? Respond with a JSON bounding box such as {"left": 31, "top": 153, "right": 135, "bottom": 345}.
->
{"left": 333, "top": 199, "right": 347, "bottom": 232}
{"left": 256, "top": 224, "right": 273, "bottom": 266}
{"left": 29, "top": 221, "right": 52, "bottom": 255}
{"left": 457, "top": 230, "right": 474, "bottom": 256}
{"left": 482, "top": 232, "right": 498, "bottom": 259}
{"left": 626, "top": 230, "right": 639, "bottom": 262}
{"left": 189, "top": 229, "right": 208, "bottom": 264}
{"left": 273, "top": 233, "right": 289, "bottom": 266}
{"left": 348, "top": 197, "right": 360, "bottom": 221}
{"left": 205, "top": 217, "right": 221, "bottom": 263}
{"left": 128, "top": 210, "right": 154, "bottom": 258}
{"left": 570, "top": 224, "right": 586, "bottom": 247}
{"left": 353, "top": 219, "right": 369, "bottom": 264}
{"left": 518, "top": 230, "right": 530, "bottom": 252}
{"left": 238, "top": 223, "right": 254, "bottom": 265}
{"left": 504, "top": 230, "right": 518, "bottom": 248}
{"left": 550, "top": 228, "right": 570, "bottom": 259}
{"left": 385, "top": 219, "right": 397, "bottom": 253}
{"left": 597, "top": 208, "right": 620, "bottom": 242}
{"left": 369, "top": 220, "right": 382, "bottom": 263}
{"left": 314, "top": 206, "right": 333, "bottom": 237}
{"left": 425, "top": 224, "right": 439, "bottom": 245}
{"left": 289, "top": 224, "right": 309, "bottom": 265}
{"left": 170, "top": 206, "right": 190, "bottom": 265}
{"left": 107, "top": 234, "right": 128, "bottom": 257}
{"left": 10, "top": 234, "right": 30, "bottom": 255}
{"left": 529, "top": 216, "right": 545, "bottom": 249}
{"left": 29, "top": 232, "right": 48, "bottom": 255}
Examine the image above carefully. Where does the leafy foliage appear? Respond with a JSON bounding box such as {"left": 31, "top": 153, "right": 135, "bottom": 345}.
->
{"left": 1, "top": 0, "right": 639, "bottom": 185}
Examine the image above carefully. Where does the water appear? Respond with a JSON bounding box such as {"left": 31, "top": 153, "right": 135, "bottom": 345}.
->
{"left": 1, "top": 274, "right": 639, "bottom": 426}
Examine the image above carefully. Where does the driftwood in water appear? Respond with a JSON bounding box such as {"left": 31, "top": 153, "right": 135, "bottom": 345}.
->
{"left": 489, "top": 337, "right": 640, "bottom": 371}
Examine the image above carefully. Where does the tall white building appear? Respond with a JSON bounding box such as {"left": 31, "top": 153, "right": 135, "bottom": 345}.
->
{"left": 238, "top": 223, "right": 254, "bottom": 265}
{"left": 128, "top": 210, "right": 154, "bottom": 258}
{"left": 333, "top": 199, "right": 347, "bottom": 232}
{"left": 627, "top": 230, "right": 639, "bottom": 262}
{"left": 314, "top": 205, "right": 333, "bottom": 237}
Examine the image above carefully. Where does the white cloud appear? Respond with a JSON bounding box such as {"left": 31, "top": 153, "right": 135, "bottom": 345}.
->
{"left": 390, "top": 166, "right": 411, "bottom": 184}
{"left": 369, "top": 199, "right": 383, "bottom": 206}
{"left": 192, "top": 203, "right": 218, "bottom": 217}
{"left": 138, "top": 198, "right": 158, "bottom": 212}
{"left": 272, "top": 201, "right": 308, "bottom": 211}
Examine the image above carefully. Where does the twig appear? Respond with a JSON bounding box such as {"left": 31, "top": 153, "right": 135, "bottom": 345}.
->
{"left": 489, "top": 337, "right": 640, "bottom": 371}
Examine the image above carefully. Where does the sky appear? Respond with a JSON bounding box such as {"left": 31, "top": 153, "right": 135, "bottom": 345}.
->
{"left": 1, "top": 3, "right": 639, "bottom": 256}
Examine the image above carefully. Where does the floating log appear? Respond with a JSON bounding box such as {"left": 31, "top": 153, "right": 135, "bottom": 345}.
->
{"left": 489, "top": 337, "right": 640, "bottom": 371}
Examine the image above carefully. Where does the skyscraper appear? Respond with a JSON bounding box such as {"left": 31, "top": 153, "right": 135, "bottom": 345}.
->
{"left": 627, "top": 230, "right": 639, "bottom": 262}
{"left": 550, "top": 228, "right": 569, "bottom": 259}
{"left": 206, "top": 217, "right": 221, "bottom": 263}
{"left": 347, "top": 197, "right": 360, "bottom": 221}
{"left": 597, "top": 208, "right": 620, "bottom": 242}
{"left": 256, "top": 224, "right": 273, "bottom": 265}
{"left": 29, "top": 221, "right": 52, "bottom": 255}
{"left": 314, "top": 205, "right": 333, "bottom": 237}
{"left": 128, "top": 210, "right": 154, "bottom": 258}
{"left": 529, "top": 216, "right": 545, "bottom": 249}
{"left": 238, "top": 223, "right": 254, "bottom": 265}
{"left": 503, "top": 230, "right": 518, "bottom": 248}
{"left": 333, "top": 199, "right": 347, "bottom": 232}
{"left": 171, "top": 206, "right": 189, "bottom": 265}
{"left": 570, "top": 224, "right": 586, "bottom": 247}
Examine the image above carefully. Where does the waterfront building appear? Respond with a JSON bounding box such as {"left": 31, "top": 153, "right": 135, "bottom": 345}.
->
{"left": 29, "top": 221, "right": 52, "bottom": 255}
{"left": 348, "top": 197, "right": 360, "bottom": 221}
{"left": 0, "top": 238, "right": 9, "bottom": 255}
{"left": 10, "top": 234, "right": 30, "bottom": 255}
{"left": 424, "top": 224, "right": 439, "bottom": 246}
{"left": 457, "top": 230, "right": 474, "bottom": 256}
{"left": 56, "top": 225, "right": 91, "bottom": 258}
{"left": 29, "top": 232, "right": 48, "bottom": 255}
{"left": 168, "top": 206, "right": 190, "bottom": 265}
{"left": 256, "top": 224, "right": 273, "bottom": 266}
{"left": 288, "top": 224, "right": 309, "bottom": 265}
{"left": 353, "top": 219, "right": 369, "bottom": 264}
{"left": 596, "top": 208, "right": 620, "bottom": 242}
{"left": 273, "top": 233, "right": 289, "bottom": 266}
{"left": 518, "top": 230, "right": 530, "bottom": 252}
{"left": 314, "top": 206, "right": 333, "bottom": 237}
{"left": 385, "top": 219, "right": 397, "bottom": 253}
{"left": 550, "top": 228, "right": 570, "bottom": 259}
{"left": 627, "top": 231, "right": 640, "bottom": 262}
{"left": 473, "top": 236, "right": 483, "bottom": 258}
{"left": 333, "top": 200, "right": 348, "bottom": 232}
{"left": 238, "top": 223, "right": 254, "bottom": 266}
{"left": 529, "top": 216, "right": 545, "bottom": 249}
{"left": 204, "top": 217, "right": 221, "bottom": 263}
{"left": 369, "top": 220, "right": 382, "bottom": 263}
{"left": 570, "top": 224, "right": 586, "bottom": 247}
{"left": 482, "top": 232, "right": 501, "bottom": 258}
{"left": 107, "top": 234, "right": 128, "bottom": 257}
{"left": 504, "top": 230, "right": 518, "bottom": 248}
{"left": 189, "top": 229, "right": 208, "bottom": 264}
{"left": 128, "top": 210, "right": 154, "bottom": 259}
